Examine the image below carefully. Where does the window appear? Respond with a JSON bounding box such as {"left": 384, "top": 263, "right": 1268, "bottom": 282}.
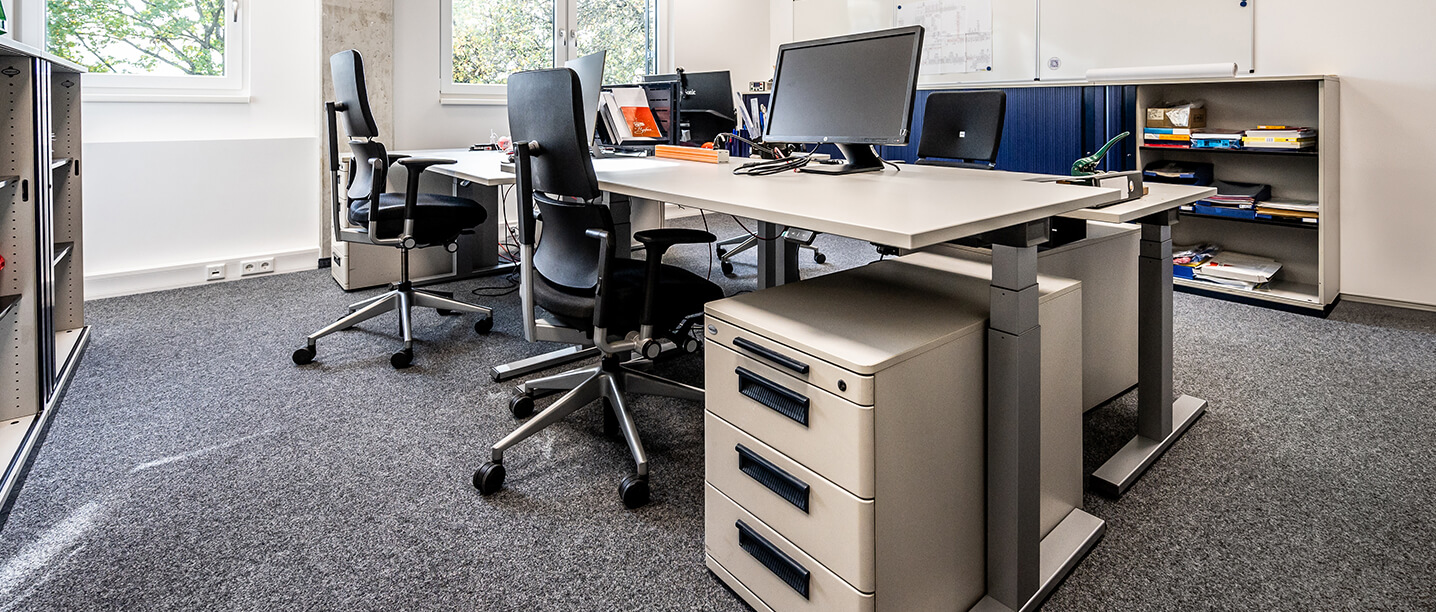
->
{"left": 43, "top": 0, "right": 246, "bottom": 97}
{"left": 441, "top": 0, "right": 661, "bottom": 103}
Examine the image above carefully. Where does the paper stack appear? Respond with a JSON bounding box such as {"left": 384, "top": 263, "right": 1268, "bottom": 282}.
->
{"left": 1192, "top": 251, "right": 1282, "bottom": 289}
{"left": 1243, "top": 126, "right": 1317, "bottom": 150}
{"left": 1255, "top": 199, "right": 1320, "bottom": 225}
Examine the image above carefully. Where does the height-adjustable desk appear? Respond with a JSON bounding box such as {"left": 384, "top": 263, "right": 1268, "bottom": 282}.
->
{"left": 418, "top": 149, "right": 1211, "bottom": 611}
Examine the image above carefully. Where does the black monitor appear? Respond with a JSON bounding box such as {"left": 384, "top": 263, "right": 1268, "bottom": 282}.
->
{"left": 643, "top": 70, "right": 737, "bottom": 145}
{"left": 763, "top": 26, "right": 924, "bottom": 175}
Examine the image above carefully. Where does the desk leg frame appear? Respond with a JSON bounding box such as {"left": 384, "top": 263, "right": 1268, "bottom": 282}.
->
{"left": 755, "top": 221, "right": 800, "bottom": 289}
{"left": 1091, "top": 212, "right": 1207, "bottom": 498}
{"left": 972, "top": 223, "right": 1104, "bottom": 612}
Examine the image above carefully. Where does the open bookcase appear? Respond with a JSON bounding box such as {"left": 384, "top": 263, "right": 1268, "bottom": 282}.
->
{"left": 0, "top": 38, "right": 90, "bottom": 525}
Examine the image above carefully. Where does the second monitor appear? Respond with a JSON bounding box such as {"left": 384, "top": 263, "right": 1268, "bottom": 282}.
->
{"left": 763, "top": 25, "right": 925, "bottom": 175}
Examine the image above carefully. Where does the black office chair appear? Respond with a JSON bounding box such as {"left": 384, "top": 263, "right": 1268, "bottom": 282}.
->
{"left": 473, "top": 67, "right": 723, "bottom": 509}
{"left": 915, "top": 90, "right": 1007, "bottom": 168}
{"left": 292, "top": 50, "right": 494, "bottom": 369}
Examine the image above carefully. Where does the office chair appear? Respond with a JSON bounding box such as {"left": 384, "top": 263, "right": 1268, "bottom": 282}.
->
{"left": 473, "top": 68, "right": 724, "bottom": 509}
{"left": 915, "top": 90, "right": 1007, "bottom": 168}
{"left": 292, "top": 50, "right": 494, "bottom": 369}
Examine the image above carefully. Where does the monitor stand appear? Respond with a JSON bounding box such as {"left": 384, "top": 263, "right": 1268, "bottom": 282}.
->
{"left": 799, "top": 143, "right": 886, "bottom": 175}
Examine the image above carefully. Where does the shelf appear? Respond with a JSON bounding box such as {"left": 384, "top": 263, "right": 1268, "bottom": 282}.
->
{"left": 54, "top": 327, "right": 87, "bottom": 375}
{"left": 1178, "top": 210, "right": 1318, "bottom": 230}
{"left": 50, "top": 158, "right": 71, "bottom": 171}
{"left": 0, "top": 295, "right": 18, "bottom": 323}
{"left": 53, "top": 242, "right": 73, "bottom": 267}
{"left": 1175, "top": 277, "right": 1323, "bottom": 309}
{"left": 0, "top": 176, "right": 17, "bottom": 190}
{"left": 1141, "top": 145, "right": 1318, "bottom": 157}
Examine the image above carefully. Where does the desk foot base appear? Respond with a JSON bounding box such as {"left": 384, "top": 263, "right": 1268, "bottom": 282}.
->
{"left": 970, "top": 509, "right": 1106, "bottom": 612}
{"left": 1091, "top": 394, "right": 1207, "bottom": 498}
{"left": 490, "top": 346, "right": 600, "bottom": 382}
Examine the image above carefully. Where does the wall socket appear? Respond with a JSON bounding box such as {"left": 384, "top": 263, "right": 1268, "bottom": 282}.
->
{"left": 205, "top": 263, "right": 226, "bottom": 281}
{"left": 240, "top": 257, "right": 275, "bottom": 276}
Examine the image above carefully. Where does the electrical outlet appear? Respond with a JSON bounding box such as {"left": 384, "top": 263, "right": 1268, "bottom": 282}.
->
{"left": 240, "top": 257, "right": 275, "bottom": 276}
{"left": 205, "top": 263, "right": 226, "bottom": 281}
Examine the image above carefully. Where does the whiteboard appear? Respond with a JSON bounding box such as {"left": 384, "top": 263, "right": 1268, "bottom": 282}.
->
{"left": 1038, "top": 0, "right": 1255, "bottom": 80}
{"left": 790, "top": 0, "right": 1036, "bottom": 85}
{"left": 788, "top": 0, "right": 1255, "bottom": 84}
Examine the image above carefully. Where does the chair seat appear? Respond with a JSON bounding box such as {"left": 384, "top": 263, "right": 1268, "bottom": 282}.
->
{"left": 349, "top": 192, "right": 486, "bottom": 246}
{"left": 535, "top": 259, "right": 724, "bottom": 333}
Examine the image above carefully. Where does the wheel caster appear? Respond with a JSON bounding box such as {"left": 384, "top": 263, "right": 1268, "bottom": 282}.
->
{"left": 619, "top": 475, "right": 649, "bottom": 509}
{"left": 474, "top": 316, "right": 494, "bottom": 334}
{"left": 291, "top": 346, "right": 316, "bottom": 365}
{"left": 509, "top": 393, "right": 535, "bottom": 419}
{"left": 720, "top": 261, "right": 735, "bottom": 276}
{"left": 716, "top": 246, "right": 727, "bottom": 257}
{"left": 474, "top": 462, "right": 506, "bottom": 495}
{"left": 813, "top": 252, "right": 827, "bottom": 264}
{"left": 390, "top": 348, "right": 413, "bottom": 369}
{"left": 437, "top": 308, "right": 454, "bottom": 316}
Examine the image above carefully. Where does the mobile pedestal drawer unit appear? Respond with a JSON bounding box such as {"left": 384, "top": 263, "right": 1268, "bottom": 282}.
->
{"left": 703, "top": 259, "right": 1083, "bottom": 612}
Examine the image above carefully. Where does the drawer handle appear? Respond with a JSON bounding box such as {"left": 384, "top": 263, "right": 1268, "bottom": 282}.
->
{"left": 732, "top": 337, "right": 810, "bottom": 375}
{"left": 736, "top": 520, "right": 810, "bottom": 599}
{"left": 735, "top": 367, "right": 809, "bottom": 426}
{"left": 736, "top": 444, "right": 810, "bottom": 513}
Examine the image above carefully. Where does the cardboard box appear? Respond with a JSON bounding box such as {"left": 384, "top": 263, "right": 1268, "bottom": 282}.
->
{"left": 1146, "top": 105, "right": 1207, "bottom": 129}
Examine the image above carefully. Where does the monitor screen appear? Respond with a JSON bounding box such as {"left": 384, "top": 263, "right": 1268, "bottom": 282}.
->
{"left": 565, "top": 50, "right": 606, "bottom": 146}
{"left": 764, "top": 26, "right": 924, "bottom": 146}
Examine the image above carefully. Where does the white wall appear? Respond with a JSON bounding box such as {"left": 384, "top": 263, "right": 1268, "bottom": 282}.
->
{"left": 80, "top": 0, "right": 323, "bottom": 296}
{"left": 778, "top": 0, "right": 1436, "bottom": 307}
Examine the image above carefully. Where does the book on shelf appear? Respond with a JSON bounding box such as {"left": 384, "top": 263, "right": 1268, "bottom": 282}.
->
{"left": 1242, "top": 137, "right": 1317, "bottom": 150}
{"left": 1143, "top": 127, "right": 1193, "bottom": 135}
{"left": 1257, "top": 198, "right": 1319, "bottom": 213}
{"left": 1144, "top": 142, "right": 1192, "bottom": 149}
{"left": 1248, "top": 126, "right": 1316, "bottom": 137}
{"left": 1143, "top": 133, "right": 1191, "bottom": 142}
{"left": 1255, "top": 207, "right": 1319, "bottom": 220}
{"left": 1192, "top": 128, "right": 1247, "bottom": 139}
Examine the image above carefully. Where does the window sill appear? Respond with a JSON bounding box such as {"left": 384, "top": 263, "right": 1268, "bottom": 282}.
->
{"left": 439, "top": 94, "right": 507, "bottom": 106}
{"left": 81, "top": 92, "right": 252, "bottom": 104}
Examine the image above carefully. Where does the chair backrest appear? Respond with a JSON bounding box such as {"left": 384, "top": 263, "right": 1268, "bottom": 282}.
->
{"left": 328, "top": 49, "right": 385, "bottom": 202}
{"left": 508, "top": 68, "right": 607, "bottom": 291}
{"left": 916, "top": 91, "right": 1006, "bottom": 168}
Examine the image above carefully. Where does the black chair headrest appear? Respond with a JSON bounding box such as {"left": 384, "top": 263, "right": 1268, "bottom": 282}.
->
{"left": 330, "top": 49, "right": 380, "bottom": 139}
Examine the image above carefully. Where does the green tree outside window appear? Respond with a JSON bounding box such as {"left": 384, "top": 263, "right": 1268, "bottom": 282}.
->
{"left": 47, "top": 0, "right": 227, "bottom": 76}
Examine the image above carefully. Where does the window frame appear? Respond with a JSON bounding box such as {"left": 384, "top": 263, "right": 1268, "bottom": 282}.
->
{"left": 36, "top": 0, "right": 249, "bottom": 102}
{"left": 439, "top": 0, "right": 667, "bottom": 105}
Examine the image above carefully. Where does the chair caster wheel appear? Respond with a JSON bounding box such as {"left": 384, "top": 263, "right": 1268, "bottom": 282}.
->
{"left": 716, "top": 246, "right": 727, "bottom": 257}
{"left": 474, "top": 462, "right": 506, "bottom": 495}
{"left": 390, "top": 349, "right": 413, "bottom": 369}
{"left": 720, "top": 261, "right": 735, "bottom": 276}
{"left": 474, "top": 316, "right": 494, "bottom": 334}
{"left": 509, "top": 393, "right": 534, "bottom": 419}
{"left": 291, "top": 347, "right": 316, "bottom": 365}
{"left": 619, "top": 475, "right": 649, "bottom": 509}
{"left": 813, "top": 252, "right": 827, "bottom": 264}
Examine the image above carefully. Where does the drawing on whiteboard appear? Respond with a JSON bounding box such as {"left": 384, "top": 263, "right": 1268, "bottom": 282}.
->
{"left": 895, "top": 0, "right": 993, "bottom": 74}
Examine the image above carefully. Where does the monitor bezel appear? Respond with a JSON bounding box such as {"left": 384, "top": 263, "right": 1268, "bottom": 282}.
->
{"left": 762, "top": 25, "right": 925, "bottom": 147}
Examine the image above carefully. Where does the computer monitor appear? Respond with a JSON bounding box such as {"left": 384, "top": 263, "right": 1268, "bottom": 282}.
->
{"left": 564, "top": 50, "right": 606, "bottom": 146}
{"left": 643, "top": 70, "right": 737, "bottom": 145}
{"left": 763, "top": 26, "right": 924, "bottom": 175}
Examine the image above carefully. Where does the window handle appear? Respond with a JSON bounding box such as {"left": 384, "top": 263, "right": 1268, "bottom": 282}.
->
{"left": 231, "top": 0, "right": 241, "bottom": 23}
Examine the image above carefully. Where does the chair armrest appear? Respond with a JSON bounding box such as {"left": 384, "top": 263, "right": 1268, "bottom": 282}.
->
{"left": 395, "top": 157, "right": 458, "bottom": 234}
{"left": 387, "top": 154, "right": 411, "bottom": 165}
{"left": 585, "top": 229, "right": 618, "bottom": 331}
{"left": 635, "top": 228, "right": 716, "bottom": 329}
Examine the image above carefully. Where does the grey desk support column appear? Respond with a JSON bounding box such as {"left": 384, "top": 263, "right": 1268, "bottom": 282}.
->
{"left": 973, "top": 220, "right": 1106, "bottom": 612}
{"left": 1091, "top": 210, "right": 1207, "bottom": 497}
{"left": 755, "top": 221, "right": 800, "bottom": 289}
{"left": 409, "top": 173, "right": 517, "bottom": 289}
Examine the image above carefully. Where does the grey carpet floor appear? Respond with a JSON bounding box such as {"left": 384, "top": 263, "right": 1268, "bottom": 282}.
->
{"left": 0, "top": 214, "right": 1433, "bottom": 611}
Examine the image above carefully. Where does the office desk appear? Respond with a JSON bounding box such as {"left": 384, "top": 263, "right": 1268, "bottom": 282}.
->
{"left": 427, "top": 149, "right": 1209, "bottom": 612}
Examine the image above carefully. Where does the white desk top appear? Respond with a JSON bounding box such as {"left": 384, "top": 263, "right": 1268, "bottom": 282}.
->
{"left": 406, "top": 149, "right": 1216, "bottom": 249}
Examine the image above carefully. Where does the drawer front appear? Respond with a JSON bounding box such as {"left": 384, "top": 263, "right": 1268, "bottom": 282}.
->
{"left": 705, "top": 315, "right": 873, "bottom": 405}
{"left": 706, "top": 412, "right": 876, "bottom": 592}
{"left": 706, "top": 342, "right": 875, "bottom": 499}
{"left": 705, "top": 484, "right": 875, "bottom": 612}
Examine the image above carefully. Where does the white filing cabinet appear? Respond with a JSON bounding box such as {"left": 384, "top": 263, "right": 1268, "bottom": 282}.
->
{"left": 927, "top": 221, "right": 1140, "bottom": 411}
{"left": 702, "top": 258, "right": 1083, "bottom": 612}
